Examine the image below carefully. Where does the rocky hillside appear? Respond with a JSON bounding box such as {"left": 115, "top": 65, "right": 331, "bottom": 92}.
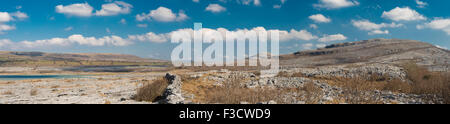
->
{"left": 280, "top": 39, "right": 450, "bottom": 71}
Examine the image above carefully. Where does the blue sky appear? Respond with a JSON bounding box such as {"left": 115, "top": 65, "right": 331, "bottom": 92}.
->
{"left": 0, "top": 0, "right": 449, "bottom": 60}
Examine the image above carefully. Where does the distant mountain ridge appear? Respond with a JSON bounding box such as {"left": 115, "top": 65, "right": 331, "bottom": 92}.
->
{"left": 0, "top": 51, "right": 167, "bottom": 67}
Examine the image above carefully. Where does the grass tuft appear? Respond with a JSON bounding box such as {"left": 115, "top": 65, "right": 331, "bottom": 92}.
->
{"left": 134, "top": 78, "right": 169, "bottom": 102}
{"left": 30, "top": 89, "right": 38, "bottom": 96}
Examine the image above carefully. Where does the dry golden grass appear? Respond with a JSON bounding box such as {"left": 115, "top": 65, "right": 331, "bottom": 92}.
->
{"left": 64, "top": 79, "right": 74, "bottom": 83}
{"left": 5, "top": 81, "right": 15, "bottom": 84}
{"left": 278, "top": 62, "right": 449, "bottom": 104}
{"left": 277, "top": 71, "right": 385, "bottom": 103}
{"left": 249, "top": 70, "right": 261, "bottom": 77}
{"left": 292, "top": 72, "right": 307, "bottom": 78}
{"left": 324, "top": 62, "right": 449, "bottom": 104}
{"left": 401, "top": 62, "right": 449, "bottom": 103}
{"left": 181, "top": 73, "right": 285, "bottom": 104}
{"left": 50, "top": 85, "right": 60, "bottom": 89}
{"left": 280, "top": 71, "right": 393, "bottom": 104}
{"left": 104, "top": 100, "right": 111, "bottom": 104}
{"left": 30, "top": 89, "right": 38, "bottom": 96}
{"left": 134, "top": 78, "right": 169, "bottom": 102}
{"left": 200, "top": 78, "right": 286, "bottom": 104}
{"left": 276, "top": 71, "right": 291, "bottom": 77}
{"left": 181, "top": 73, "right": 324, "bottom": 104}
{"left": 382, "top": 79, "right": 412, "bottom": 93}
{"left": 299, "top": 82, "right": 323, "bottom": 104}
{"left": 338, "top": 77, "right": 384, "bottom": 104}
{"left": 172, "top": 61, "right": 448, "bottom": 104}
{"left": 277, "top": 71, "right": 309, "bottom": 78}
{"left": 180, "top": 74, "right": 215, "bottom": 103}
{"left": 31, "top": 80, "right": 42, "bottom": 83}
{"left": 1, "top": 91, "right": 13, "bottom": 95}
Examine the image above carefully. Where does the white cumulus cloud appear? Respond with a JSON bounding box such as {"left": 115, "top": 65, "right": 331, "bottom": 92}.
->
{"left": 15, "top": 35, "right": 132, "bottom": 48}
{"left": 309, "top": 14, "right": 331, "bottom": 23}
{"left": 417, "top": 18, "right": 450, "bottom": 35}
{"left": 136, "top": 7, "right": 188, "bottom": 22}
{"left": 310, "top": 24, "right": 318, "bottom": 29}
{"left": 129, "top": 32, "right": 169, "bottom": 43}
{"left": 95, "top": 1, "right": 133, "bottom": 16}
{"left": 416, "top": 0, "right": 428, "bottom": 8}
{"left": 382, "top": 7, "right": 426, "bottom": 21}
{"left": 56, "top": 1, "right": 132, "bottom": 17}
{"left": 238, "top": 0, "right": 262, "bottom": 6}
{"left": 120, "top": 18, "right": 127, "bottom": 24}
{"left": 56, "top": 3, "right": 94, "bottom": 17}
{"left": 0, "top": 34, "right": 133, "bottom": 50}
{"left": 318, "top": 34, "right": 347, "bottom": 42}
{"left": 0, "top": 11, "right": 28, "bottom": 34}
{"left": 352, "top": 20, "right": 403, "bottom": 35}
{"left": 352, "top": 20, "right": 403, "bottom": 31}
{"left": 0, "top": 24, "right": 15, "bottom": 30}
{"left": 136, "top": 24, "right": 148, "bottom": 28}
{"left": 206, "top": 4, "right": 227, "bottom": 13}
{"left": 64, "top": 26, "right": 73, "bottom": 31}
{"left": 128, "top": 27, "right": 318, "bottom": 43}
{"left": 0, "top": 12, "right": 12, "bottom": 22}
{"left": 280, "top": 29, "right": 318, "bottom": 41}
{"left": 302, "top": 43, "right": 314, "bottom": 50}
{"left": 316, "top": 44, "right": 327, "bottom": 48}
{"left": 274, "top": 0, "right": 287, "bottom": 9}
{"left": 11, "top": 11, "right": 28, "bottom": 20}
{"left": 0, "top": 39, "right": 13, "bottom": 47}
{"left": 314, "top": 0, "right": 359, "bottom": 9}
{"left": 368, "top": 30, "right": 389, "bottom": 35}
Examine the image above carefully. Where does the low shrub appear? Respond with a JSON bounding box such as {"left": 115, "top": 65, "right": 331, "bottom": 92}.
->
{"left": 134, "top": 78, "right": 169, "bottom": 102}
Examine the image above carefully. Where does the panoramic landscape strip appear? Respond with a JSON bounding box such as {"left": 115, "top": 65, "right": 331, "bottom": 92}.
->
{"left": 0, "top": 0, "right": 448, "bottom": 106}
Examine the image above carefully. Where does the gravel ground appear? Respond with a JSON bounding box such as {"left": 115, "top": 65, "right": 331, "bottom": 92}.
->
{"left": 0, "top": 72, "right": 165, "bottom": 104}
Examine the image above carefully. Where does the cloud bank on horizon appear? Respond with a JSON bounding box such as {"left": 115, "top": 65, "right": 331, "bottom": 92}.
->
{"left": 0, "top": 0, "right": 449, "bottom": 59}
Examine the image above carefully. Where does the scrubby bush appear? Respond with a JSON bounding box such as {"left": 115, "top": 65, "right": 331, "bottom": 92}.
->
{"left": 134, "top": 78, "right": 169, "bottom": 102}
{"left": 401, "top": 62, "right": 449, "bottom": 103}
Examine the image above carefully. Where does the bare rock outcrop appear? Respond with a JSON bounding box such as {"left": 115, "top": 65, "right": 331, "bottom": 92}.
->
{"left": 158, "top": 73, "right": 185, "bottom": 104}
{"left": 246, "top": 77, "right": 313, "bottom": 88}
{"left": 286, "top": 64, "right": 407, "bottom": 80}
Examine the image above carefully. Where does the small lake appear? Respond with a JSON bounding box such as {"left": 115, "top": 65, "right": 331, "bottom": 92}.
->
{"left": 0, "top": 75, "right": 86, "bottom": 80}
{"left": 63, "top": 65, "right": 169, "bottom": 72}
